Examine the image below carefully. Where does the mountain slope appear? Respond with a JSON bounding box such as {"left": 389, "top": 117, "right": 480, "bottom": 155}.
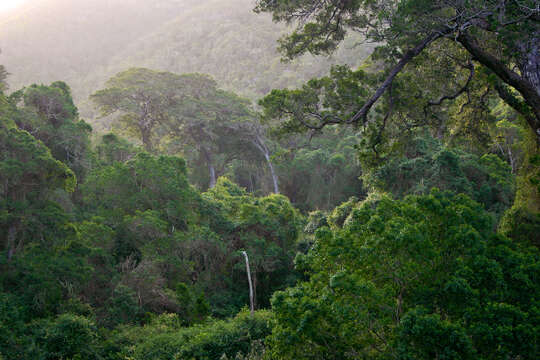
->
{"left": 0, "top": 0, "right": 373, "bottom": 123}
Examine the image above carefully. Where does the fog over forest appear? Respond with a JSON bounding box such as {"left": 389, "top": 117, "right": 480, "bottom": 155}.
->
{"left": 0, "top": 0, "right": 371, "bottom": 121}
{"left": 0, "top": 1, "right": 539, "bottom": 359}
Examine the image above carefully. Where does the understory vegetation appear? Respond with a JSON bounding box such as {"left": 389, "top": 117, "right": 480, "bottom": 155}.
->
{"left": 0, "top": 0, "right": 539, "bottom": 359}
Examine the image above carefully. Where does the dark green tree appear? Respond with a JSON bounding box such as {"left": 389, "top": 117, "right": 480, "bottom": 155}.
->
{"left": 0, "top": 108, "right": 76, "bottom": 260}
{"left": 366, "top": 134, "right": 515, "bottom": 218}
{"left": 255, "top": 0, "right": 540, "bottom": 140}
{"left": 268, "top": 190, "right": 539, "bottom": 359}
{"left": 204, "top": 178, "right": 301, "bottom": 310}
{"left": 13, "top": 82, "right": 92, "bottom": 180}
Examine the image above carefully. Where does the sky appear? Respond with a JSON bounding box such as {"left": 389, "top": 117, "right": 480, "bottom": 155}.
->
{"left": 0, "top": 0, "right": 28, "bottom": 12}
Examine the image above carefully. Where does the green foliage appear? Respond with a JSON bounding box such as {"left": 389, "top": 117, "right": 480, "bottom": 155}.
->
{"left": 259, "top": 65, "right": 373, "bottom": 134}
{"left": 95, "top": 132, "right": 137, "bottom": 166}
{"left": 175, "top": 282, "right": 210, "bottom": 325}
{"left": 81, "top": 152, "right": 300, "bottom": 318}
{"left": 1, "top": 3, "right": 539, "bottom": 357}
{"left": 106, "top": 285, "right": 141, "bottom": 326}
{"left": 15, "top": 82, "right": 92, "bottom": 179}
{"left": 112, "top": 309, "right": 272, "bottom": 360}
{"left": 0, "top": 112, "right": 76, "bottom": 259}
{"left": 92, "top": 68, "right": 268, "bottom": 191}
{"left": 270, "top": 128, "right": 365, "bottom": 211}
{"left": 83, "top": 152, "right": 195, "bottom": 226}
{"left": 30, "top": 313, "right": 100, "bottom": 360}
{"left": 0, "top": 292, "right": 27, "bottom": 358}
{"left": 365, "top": 134, "right": 515, "bottom": 218}
{"left": 268, "top": 190, "right": 539, "bottom": 359}
{"left": 91, "top": 68, "right": 186, "bottom": 151}
{"left": 254, "top": 0, "right": 539, "bottom": 130}
{"left": 204, "top": 178, "right": 302, "bottom": 310}
{"left": 498, "top": 133, "right": 540, "bottom": 246}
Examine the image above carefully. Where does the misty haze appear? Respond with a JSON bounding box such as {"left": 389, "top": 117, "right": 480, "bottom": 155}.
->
{"left": 0, "top": 1, "right": 539, "bottom": 359}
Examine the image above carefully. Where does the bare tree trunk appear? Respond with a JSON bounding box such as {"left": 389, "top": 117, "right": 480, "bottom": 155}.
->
{"left": 521, "top": 34, "right": 540, "bottom": 101}
{"left": 201, "top": 147, "right": 217, "bottom": 188}
{"left": 241, "top": 251, "right": 254, "bottom": 315}
{"left": 264, "top": 152, "right": 279, "bottom": 194}
{"left": 253, "top": 135, "right": 279, "bottom": 194}
{"left": 208, "top": 163, "right": 216, "bottom": 189}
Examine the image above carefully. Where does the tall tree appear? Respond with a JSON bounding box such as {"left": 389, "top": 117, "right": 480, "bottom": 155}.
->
{"left": 91, "top": 68, "right": 184, "bottom": 152}
{"left": 164, "top": 74, "right": 266, "bottom": 189}
{"left": 93, "top": 69, "right": 275, "bottom": 190}
{"left": 16, "top": 82, "right": 92, "bottom": 180}
{"left": 255, "top": 0, "right": 540, "bottom": 141}
{"left": 0, "top": 99, "right": 76, "bottom": 260}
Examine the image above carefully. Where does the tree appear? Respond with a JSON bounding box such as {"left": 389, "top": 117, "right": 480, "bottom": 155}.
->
{"left": 268, "top": 190, "right": 540, "bottom": 359}
{"left": 164, "top": 73, "right": 258, "bottom": 189}
{"left": 82, "top": 152, "right": 196, "bottom": 227}
{"left": 273, "top": 128, "right": 364, "bottom": 211}
{"left": 93, "top": 69, "right": 274, "bottom": 190}
{"left": 225, "top": 120, "right": 281, "bottom": 194}
{"left": 95, "top": 132, "right": 137, "bottom": 166}
{"left": 205, "top": 178, "right": 301, "bottom": 309}
{"left": 0, "top": 107, "right": 76, "bottom": 260}
{"left": 255, "top": 0, "right": 540, "bottom": 141}
{"left": 110, "top": 309, "right": 272, "bottom": 360}
{"left": 365, "top": 133, "right": 515, "bottom": 218}
{"left": 14, "top": 82, "right": 91, "bottom": 180}
{"left": 31, "top": 314, "right": 100, "bottom": 359}
{"left": 91, "top": 68, "right": 184, "bottom": 152}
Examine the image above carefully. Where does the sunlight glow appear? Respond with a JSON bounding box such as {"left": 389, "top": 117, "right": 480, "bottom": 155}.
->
{"left": 0, "top": 0, "right": 27, "bottom": 12}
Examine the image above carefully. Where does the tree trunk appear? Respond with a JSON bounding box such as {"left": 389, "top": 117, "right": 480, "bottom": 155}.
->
{"left": 458, "top": 33, "right": 540, "bottom": 141}
{"left": 264, "top": 152, "right": 279, "bottom": 194}
{"left": 140, "top": 127, "right": 153, "bottom": 152}
{"left": 521, "top": 34, "right": 540, "bottom": 102}
{"left": 202, "top": 147, "right": 217, "bottom": 188}
{"left": 521, "top": 34, "right": 540, "bottom": 141}
{"left": 208, "top": 163, "right": 216, "bottom": 189}
{"left": 349, "top": 29, "right": 452, "bottom": 125}
{"left": 253, "top": 135, "right": 279, "bottom": 194}
{"left": 241, "top": 251, "right": 255, "bottom": 315}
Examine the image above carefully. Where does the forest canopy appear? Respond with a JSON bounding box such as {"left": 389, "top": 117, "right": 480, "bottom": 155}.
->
{"left": 0, "top": 0, "right": 538, "bottom": 359}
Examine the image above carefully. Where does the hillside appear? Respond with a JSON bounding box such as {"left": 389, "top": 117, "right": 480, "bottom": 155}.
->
{"left": 0, "top": 1, "right": 539, "bottom": 359}
{"left": 0, "top": 0, "right": 373, "bottom": 122}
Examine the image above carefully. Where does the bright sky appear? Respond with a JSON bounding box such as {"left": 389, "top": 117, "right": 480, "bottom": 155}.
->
{"left": 0, "top": 0, "right": 27, "bottom": 12}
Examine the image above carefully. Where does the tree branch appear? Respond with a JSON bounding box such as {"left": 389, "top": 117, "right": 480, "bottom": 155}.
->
{"left": 495, "top": 81, "right": 538, "bottom": 125}
{"left": 350, "top": 29, "right": 453, "bottom": 125}
{"left": 423, "top": 61, "right": 475, "bottom": 118}
{"left": 457, "top": 32, "right": 540, "bottom": 137}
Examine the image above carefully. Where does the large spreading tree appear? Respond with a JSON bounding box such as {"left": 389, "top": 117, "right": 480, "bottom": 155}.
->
{"left": 93, "top": 68, "right": 281, "bottom": 190}
{"left": 255, "top": 0, "right": 540, "bottom": 141}
{"left": 91, "top": 68, "right": 184, "bottom": 152}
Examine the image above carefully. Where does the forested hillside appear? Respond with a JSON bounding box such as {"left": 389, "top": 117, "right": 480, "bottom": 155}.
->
{"left": 0, "top": 0, "right": 539, "bottom": 359}
{"left": 0, "top": 0, "right": 371, "bottom": 117}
